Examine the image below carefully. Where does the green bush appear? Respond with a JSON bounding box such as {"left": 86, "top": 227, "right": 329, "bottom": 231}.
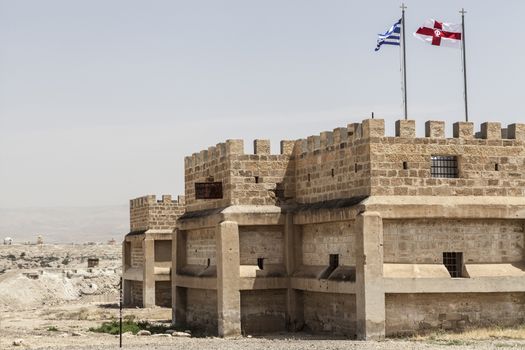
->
{"left": 89, "top": 319, "right": 172, "bottom": 335}
{"left": 47, "top": 326, "right": 59, "bottom": 332}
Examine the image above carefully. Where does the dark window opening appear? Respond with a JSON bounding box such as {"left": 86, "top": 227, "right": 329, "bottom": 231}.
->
{"left": 307, "top": 174, "right": 311, "bottom": 182}
{"left": 257, "top": 257, "right": 264, "bottom": 270}
{"left": 443, "top": 252, "right": 463, "bottom": 278}
{"left": 354, "top": 163, "right": 358, "bottom": 173}
{"left": 206, "top": 258, "right": 210, "bottom": 268}
{"left": 431, "top": 156, "right": 458, "bottom": 178}
{"left": 403, "top": 161, "right": 408, "bottom": 170}
{"left": 495, "top": 163, "right": 500, "bottom": 171}
{"left": 331, "top": 169, "right": 335, "bottom": 177}
{"left": 329, "top": 254, "right": 339, "bottom": 269}
{"left": 195, "top": 182, "right": 223, "bottom": 199}
{"left": 254, "top": 176, "right": 260, "bottom": 183}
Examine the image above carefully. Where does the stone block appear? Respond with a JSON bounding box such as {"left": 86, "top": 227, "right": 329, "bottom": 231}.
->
{"left": 306, "top": 135, "right": 320, "bottom": 152}
{"left": 319, "top": 131, "right": 333, "bottom": 148}
{"left": 481, "top": 122, "right": 501, "bottom": 140}
{"left": 280, "top": 140, "right": 295, "bottom": 155}
{"left": 425, "top": 121, "right": 445, "bottom": 138}
{"left": 332, "top": 127, "right": 348, "bottom": 144}
{"left": 254, "top": 139, "right": 271, "bottom": 155}
{"left": 453, "top": 122, "right": 474, "bottom": 139}
{"left": 225, "top": 139, "right": 244, "bottom": 155}
{"left": 395, "top": 120, "right": 416, "bottom": 138}
{"left": 508, "top": 123, "right": 525, "bottom": 140}
{"left": 362, "top": 119, "right": 385, "bottom": 138}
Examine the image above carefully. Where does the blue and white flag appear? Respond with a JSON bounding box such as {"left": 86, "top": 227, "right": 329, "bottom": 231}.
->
{"left": 375, "top": 19, "right": 401, "bottom": 51}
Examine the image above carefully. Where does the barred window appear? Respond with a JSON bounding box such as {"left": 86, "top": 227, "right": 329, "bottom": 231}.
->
{"left": 431, "top": 156, "right": 458, "bottom": 178}
{"left": 443, "top": 252, "right": 463, "bottom": 278}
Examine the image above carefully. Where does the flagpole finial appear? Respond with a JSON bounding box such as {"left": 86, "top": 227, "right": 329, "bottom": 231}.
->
{"left": 460, "top": 8, "right": 467, "bottom": 15}
{"left": 400, "top": 3, "right": 407, "bottom": 11}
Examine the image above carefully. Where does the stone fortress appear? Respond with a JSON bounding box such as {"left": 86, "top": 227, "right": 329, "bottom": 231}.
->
{"left": 123, "top": 118, "right": 525, "bottom": 340}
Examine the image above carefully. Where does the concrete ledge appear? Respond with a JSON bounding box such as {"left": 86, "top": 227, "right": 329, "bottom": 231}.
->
{"left": 465, "top": 263, "right": 525, "bottom": 278}
{"left": 363, "top": 196, "right": 525, "bottom": 219}
{"left": 239, "top": 277, "right": 288, "bottom": 290}
{"left": 174, "top": 274, "right": 217, "bottom": 290}
{"left": 154, "top": 274, "right": 171, "bottom": 281}
{"left": 384, "top": 276, "right": 525, "bottom": 293}
{"left": 123, "top": 267, "right": 143, "bottom": 281}
{"left": 290, "top": 277, "right": 357, "bottom": 294}
{"left": 384, "top": 264, "right": 450, "bottom": 278}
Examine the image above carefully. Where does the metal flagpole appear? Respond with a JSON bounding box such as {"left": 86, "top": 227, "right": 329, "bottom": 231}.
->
{"left": 460, "top": 8, "right": 469, "bottom": 122}
{"left": 401, "top": 3, "right": 408, "bottom": 120}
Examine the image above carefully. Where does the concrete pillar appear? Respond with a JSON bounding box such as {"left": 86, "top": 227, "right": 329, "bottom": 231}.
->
{"left": 142, "top": 236, "right": 155, "bottom": 307}
{"left": 216, "top": 221, "right": 241, "bottom": 337}
{"left": 284, "top": 213, "right": 303, "bottom": 331}
{"left": 122, "top": 241, "right": 132, "bottom": 305}
{"left": 355, "top": 211, "right": 385, "bottom": 340}
{"left": 172, "top": 229, "right": 188, "bottom": 327}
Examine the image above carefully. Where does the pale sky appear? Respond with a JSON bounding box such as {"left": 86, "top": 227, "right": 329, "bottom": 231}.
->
{"left": 1, "top": 0, "right": 524, "bottom": 209}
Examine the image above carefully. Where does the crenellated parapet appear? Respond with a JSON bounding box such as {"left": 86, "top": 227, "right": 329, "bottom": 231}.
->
{"left": 182, "top": 118, "right": 525, "bottom": 209}
{"left": 130, "top": 194, "right": 186, "bottom": 233}
{"left": 184, "top": 138, "right": 297, "bottom": 212}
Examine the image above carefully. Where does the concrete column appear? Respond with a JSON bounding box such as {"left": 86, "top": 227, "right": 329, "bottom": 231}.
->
{"left": 216, "top": 221, "right": 241, "bottom": 337}
{"left": 172, "top": 229, "right": 187, "bottom": 327}
{"left": 355, "top": 211, "right": 385, "bottom": 340}
{"left": 123, "top": 280, "right": 132, "bottom": 306}
{"left": 284, "top": 213, "right": 303, "bottom": 331}
{"left": 142, "top": 236, "right": 155, "bottom": 307}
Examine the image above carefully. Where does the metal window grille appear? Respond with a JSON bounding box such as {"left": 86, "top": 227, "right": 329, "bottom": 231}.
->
{"left": 431, "top": 156, "right": 458, "bottom": 178}
{"left": 443, "top": 252, "right": 463, "bottom": 277}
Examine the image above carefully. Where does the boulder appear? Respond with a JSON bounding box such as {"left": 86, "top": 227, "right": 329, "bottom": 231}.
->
{"left": 137, "top": 330, "right": 151, "bottom": 336}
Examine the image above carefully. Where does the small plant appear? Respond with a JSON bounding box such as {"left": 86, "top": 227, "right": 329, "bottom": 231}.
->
{"left": 47, "top": 326, "right": 59, "bottom": 332}
{"left": 89, "top": 319, "right": 173, "bottom": 335}
{"left": 7, "top": 254, "right": 16, "bottom": 261}
{"left": 20, "top": 252, "right": 26, "bottom": 258}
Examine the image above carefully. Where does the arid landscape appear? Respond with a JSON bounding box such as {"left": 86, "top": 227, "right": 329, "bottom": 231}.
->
{"left": 0, "top": 243, "right": 524, "bottom": 349}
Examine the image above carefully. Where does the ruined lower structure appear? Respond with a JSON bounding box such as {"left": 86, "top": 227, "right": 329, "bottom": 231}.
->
{"left": 122, "top": 194, "right": 185, "bottom": 307}
{"left": 169, "top": 119, "right": 525, "bottom": 339}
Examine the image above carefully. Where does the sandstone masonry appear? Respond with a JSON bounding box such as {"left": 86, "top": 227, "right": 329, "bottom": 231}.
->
{"left": 125, "top": 118, "right": 525, "bottom": 339}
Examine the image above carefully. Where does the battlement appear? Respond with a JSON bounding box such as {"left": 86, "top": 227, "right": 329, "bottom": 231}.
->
{"left": 130, "top": 194, "right": 185, "bottom": 209}
{"left": 129, "top": 194, "right": 186, "bottom": 232}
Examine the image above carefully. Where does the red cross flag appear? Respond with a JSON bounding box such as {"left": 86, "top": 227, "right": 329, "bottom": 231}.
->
{"left": 414, "top": 19, "right": 462, "bottom": 48}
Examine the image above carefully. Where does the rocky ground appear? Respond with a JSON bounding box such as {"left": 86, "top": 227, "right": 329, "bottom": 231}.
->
{"left": 1, "top": 244, "right": 525, "bottom": 349}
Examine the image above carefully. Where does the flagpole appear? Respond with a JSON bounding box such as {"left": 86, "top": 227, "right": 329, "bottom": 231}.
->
{"left": 460, "top": 8, "right": 469, "bottom": 122}
{"left": 401, "top": 3, "right": 408, "bottom": 120}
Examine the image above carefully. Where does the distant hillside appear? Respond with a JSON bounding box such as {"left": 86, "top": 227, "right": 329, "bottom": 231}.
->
{"left": 0, "top": 205, "right": 128, "bottom": 243}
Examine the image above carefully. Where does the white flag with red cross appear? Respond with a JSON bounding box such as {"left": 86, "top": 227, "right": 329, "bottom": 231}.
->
{"left": 414, "top": 19, "right": 462, "bottom": 48}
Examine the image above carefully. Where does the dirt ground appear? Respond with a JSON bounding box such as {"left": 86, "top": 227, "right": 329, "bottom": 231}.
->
{"left": 2, "top": 302, "right": 525, "bottom": 350}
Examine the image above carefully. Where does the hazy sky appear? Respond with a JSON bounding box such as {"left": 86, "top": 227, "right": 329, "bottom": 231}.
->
{"left": 1, "top": 0, "right": 524, "bottom": 209}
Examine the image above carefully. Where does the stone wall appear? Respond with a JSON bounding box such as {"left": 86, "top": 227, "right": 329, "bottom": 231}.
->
{"left": 130, "top": 281, "right": 143, "bottom": 306}
{"left": 301, "top": 222, "right": 356, "bottom": 266}
{"left": 301, "top": 291, "right": 356, "bottom": 337}
{"left": 186, "top": 288, "right": 218, "bottom": 334}
{"left": 155, "top": 240, "right": 172, "bottom": 262}
{"left": 383, "top": 219, "right": 524, "bottom": 263}
{"left": 369, "top": 121, "right": 525, "bottom": 197}
{"left": 240, "top": 289, "right": 287, "bottom": 334}
{"left": 185, "top": 228, "right": 216, "bottom": 266}
{"left": 130, "top": 240, "right": 143, "bottom": 268}
{"left": 130, "top": 194, "right": 185, "bottom": 232}
{"left": 154, "top": 281, "right": 171, "bottom": 307}
{"left": 239, "top": 226, "right": 284, "bottom": 265}
{"left": 386, "top": 292, "right": 525, "bottom": 336}
{"left": 294, "top": 124, "right": 372, "bottom": 204}
{"left": 184, "top": 139, "right": 294, "bottom": 212}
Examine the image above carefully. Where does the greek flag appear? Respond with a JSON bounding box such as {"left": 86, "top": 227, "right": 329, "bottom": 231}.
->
{"left": 375, "top": 19, "right": 401, "bottom": 51}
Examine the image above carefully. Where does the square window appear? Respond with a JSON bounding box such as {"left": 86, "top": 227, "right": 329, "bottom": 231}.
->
{"left": 431, "top": 156, "right": 458, "bottom": 178}
{"left": 329, "top": 254, "right": 339, "bottom": 269}
{"left": 443, "top": 252, "right": 463, "bottom": 277}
